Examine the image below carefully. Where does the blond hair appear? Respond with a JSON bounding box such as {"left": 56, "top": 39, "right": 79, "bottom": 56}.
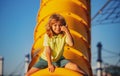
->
{"left": 46, "top": 14, "right": 66, "bottom": 37}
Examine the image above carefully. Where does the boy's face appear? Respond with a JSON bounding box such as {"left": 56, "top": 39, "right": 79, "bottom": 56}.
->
{"left": 51, "top": 19, "right": 62, "bottom": 34}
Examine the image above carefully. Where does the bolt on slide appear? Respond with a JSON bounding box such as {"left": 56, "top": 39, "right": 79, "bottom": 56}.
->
{"left": 28, "top": 0, "right": 92, "bottom": 76}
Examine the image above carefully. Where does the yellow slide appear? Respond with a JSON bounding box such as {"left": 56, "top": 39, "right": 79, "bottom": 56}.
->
{"left": 28, "top": 0, "right": 92, "bottom": 76}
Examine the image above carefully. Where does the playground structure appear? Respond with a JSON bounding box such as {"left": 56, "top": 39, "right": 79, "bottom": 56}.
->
{"left": 28, "top": 0, "right": 92, "bottom": 76}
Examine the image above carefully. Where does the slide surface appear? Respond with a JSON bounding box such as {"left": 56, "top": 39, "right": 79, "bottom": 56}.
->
{"left": 29, "top": 0, "right": 92, "bottom": 76}
{"left": 32, "top": 68, "right": 83, "bottom": 76}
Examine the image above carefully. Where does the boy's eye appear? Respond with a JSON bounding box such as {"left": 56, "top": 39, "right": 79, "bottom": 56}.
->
{"left": 53, "top": 24, "right": 57, "bottom": 26}
{"left": 60, "top": 24, "right": 62, "bottom": 26}
{"left": 53, "top": 23, "right": 62, "bottom": 27}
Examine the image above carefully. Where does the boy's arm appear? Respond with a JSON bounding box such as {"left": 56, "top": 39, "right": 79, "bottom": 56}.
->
{"left": 61, "top": 26, "right": 74, "bottom": 46}
{"left": 45, "top": 46, "right": 52, "bottom": 65}
{"left": 45, "top": 46, "right": 55, "bottom": 72}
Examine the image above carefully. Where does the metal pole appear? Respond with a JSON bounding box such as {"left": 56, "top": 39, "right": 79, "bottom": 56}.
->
{"left": 0, "top": 56, "right": 4, "bottom": 76}
{"left": 24, "top": 54, "right": 30, "bottom": 75}
{"left": 97, "top": 42, "right": 102, "bottom": 76}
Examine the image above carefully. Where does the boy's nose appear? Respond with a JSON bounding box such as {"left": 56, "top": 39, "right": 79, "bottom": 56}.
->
{"left": 56, "top": 25, "right": 60, "bottom": 29}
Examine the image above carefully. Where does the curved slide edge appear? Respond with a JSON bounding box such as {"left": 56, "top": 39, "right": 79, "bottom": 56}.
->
{"left": 31, "top": 68, "right": 83, "bottom": 76}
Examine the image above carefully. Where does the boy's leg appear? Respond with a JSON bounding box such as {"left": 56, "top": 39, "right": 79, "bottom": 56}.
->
{"left": 60, "top": 58, "right": 86, "bottom": 75}
{"left": 25, "top": 58, "right": 48, "bottom": 76}
{"left": 64, "top": 62, "right": 87, "bottom": 75}
{"left": 25, "top": 67, "right": 40, "bottom": 76}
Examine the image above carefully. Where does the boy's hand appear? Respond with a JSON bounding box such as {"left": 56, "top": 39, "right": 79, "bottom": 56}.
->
{"left": 61, "top": 25, "right": 69, "bottom": 33}
{"left": 48, "top": 64, "right": 55, "bottom": 72}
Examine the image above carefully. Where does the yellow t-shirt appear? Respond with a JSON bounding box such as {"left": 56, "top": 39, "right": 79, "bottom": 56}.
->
{"left": 41, "top": 33, "right": 66, "bottom": 62}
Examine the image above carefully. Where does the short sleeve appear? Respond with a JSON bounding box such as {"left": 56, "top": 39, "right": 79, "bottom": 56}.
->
{"left": 43, "top": 34, "right": 49, "bottom": 46}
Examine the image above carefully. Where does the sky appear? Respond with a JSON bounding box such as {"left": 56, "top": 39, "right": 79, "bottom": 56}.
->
{"left": 0, "top": 0, "right": 120, "bottom": 75}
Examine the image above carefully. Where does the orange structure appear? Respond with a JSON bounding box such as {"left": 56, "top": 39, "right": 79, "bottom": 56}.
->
{"left": 28, "top": 0, "right": 92, "bottom": 76}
